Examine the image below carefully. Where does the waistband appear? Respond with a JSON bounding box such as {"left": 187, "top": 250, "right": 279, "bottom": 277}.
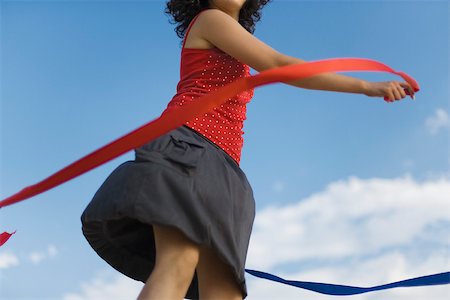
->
{"left": 180, "top": 125, "right": 240, "bottom": 169}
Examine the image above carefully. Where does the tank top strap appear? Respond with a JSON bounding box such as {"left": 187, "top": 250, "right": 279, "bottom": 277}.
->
{"left": 182, "top": 9, "right": 211, "bottom": 49}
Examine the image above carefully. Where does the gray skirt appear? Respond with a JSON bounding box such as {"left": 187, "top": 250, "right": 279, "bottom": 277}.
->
{"left": 80, "top": 125, "right": 256, "bottom": 299}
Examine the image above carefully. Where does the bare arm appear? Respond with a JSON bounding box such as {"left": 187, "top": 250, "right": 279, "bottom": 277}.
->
{"left": 198, "top": 9, "right": 386, "bottom": 97}
{"left": 199, "top": 9, "right": 369, "bottom": 95}
{"left": 276, "top": 54, "right": 369, "bottom": 94}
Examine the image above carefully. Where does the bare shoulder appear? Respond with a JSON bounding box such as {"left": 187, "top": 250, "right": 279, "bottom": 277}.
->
{"left": 183, "top": 12, "right": 216, "bottom": 49}
{"left": 194, "top": 9, "right": 291, "bottom": 72}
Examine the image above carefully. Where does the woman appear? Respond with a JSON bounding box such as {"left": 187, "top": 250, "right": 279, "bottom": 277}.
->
{"left": 80, "top": 1, "right": 416, "bottom": 300}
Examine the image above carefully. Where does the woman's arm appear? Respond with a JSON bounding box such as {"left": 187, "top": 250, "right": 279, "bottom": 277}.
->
{"left": 199, "top": 9, "right": 368, "bottom": 95}
{"left": 199, "top": 9, "right": 414, "bottom": 100}
{"left": 276, "top": 54, "right": 369, "bottom": 95}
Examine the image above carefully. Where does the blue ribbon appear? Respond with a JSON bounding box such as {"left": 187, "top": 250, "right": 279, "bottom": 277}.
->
{"left": 245, "top": 269, "right": 450, "bottom": 295}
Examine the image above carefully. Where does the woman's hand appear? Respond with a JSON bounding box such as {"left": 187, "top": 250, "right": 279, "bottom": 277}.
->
{"left": 363, "top": 80, "right": 416, "bottom": 102}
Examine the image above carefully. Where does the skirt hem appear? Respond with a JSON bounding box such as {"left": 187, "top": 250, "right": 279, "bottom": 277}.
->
{"left": 82, "top": 213, "right": 248, "bottom": 299}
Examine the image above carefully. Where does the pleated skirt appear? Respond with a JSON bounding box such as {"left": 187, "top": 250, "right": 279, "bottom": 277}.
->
{"left": 80, "top": 124, "right": 256, "bottom": 299}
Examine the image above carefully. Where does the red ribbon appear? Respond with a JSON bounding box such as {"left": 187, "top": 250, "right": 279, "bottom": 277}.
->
{"left": 0, "top": 231, "right": 16, "bottom": 247}
{"left": 0, "top": 58, "right": 420, "bottom": 246}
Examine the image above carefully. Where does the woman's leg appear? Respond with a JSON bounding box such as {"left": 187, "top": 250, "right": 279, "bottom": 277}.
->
{"left": 137, "top": 224, "right": 200, "bottom": 300}
{"left": 196, "top": 244, "right": 243, "bottom": 300}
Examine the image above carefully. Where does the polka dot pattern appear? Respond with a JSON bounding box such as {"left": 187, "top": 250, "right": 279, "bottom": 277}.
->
{"left": 165, "top": 49, "right": 255, "bottom": 165}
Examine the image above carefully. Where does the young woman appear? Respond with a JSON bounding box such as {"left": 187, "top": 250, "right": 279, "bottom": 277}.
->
{"left": 80, "top": 1, "right": 416, "bottom": 300}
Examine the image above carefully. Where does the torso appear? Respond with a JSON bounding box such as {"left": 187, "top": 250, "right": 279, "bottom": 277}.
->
{"left": 168, "top": 11, "right": 254, "bottom": 166}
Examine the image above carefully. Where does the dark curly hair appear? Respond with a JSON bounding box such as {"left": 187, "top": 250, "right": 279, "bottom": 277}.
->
{"left": 164, "top": 0, "right": 272, "bottom": 48}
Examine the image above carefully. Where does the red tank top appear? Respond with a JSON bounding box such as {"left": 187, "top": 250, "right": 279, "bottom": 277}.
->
{"left": 164, "top": 9, "right": 254, "bottom": 166}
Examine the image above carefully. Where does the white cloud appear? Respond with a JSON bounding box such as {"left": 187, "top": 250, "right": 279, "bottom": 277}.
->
{"left": 423, "top": 169, "right": 450, "bottom": 181}
{"left": 0, "top": 252, "right": 20, "bottom": 269}
{"left": 63, "top": 174, "right": 450, "bottom": 300}
{"left": 425, "top": 108, "right": 450, "bottom": 135}
{"left": 245, "top": 173, "right": 450, "bottom": 299}
{"left": 29, "top": 251, "right": 46, "bottom": 264}
{"left": 28, "top": 244, "right": 59, "bottom": 265}
{"left": 62, "top": 269, "right": 143, "bottom": 300}
{"left": 246, "top": 250, "right": 450, "bottom": 300}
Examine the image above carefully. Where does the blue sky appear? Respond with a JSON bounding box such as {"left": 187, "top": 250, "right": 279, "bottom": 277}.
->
{"left": 1, "top": 0, "right": 449, "bottom": 299}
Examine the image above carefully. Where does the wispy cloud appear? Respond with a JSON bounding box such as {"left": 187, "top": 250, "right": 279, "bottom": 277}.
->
{"left": 0, "top": 252, "right": 20, "bottom": 269}
{"left": 425, "top": 108, "right": 450, "bottom": 135}
{"left": 272, "top": 179, "right": 286, "bottom": 192}
{"left": 28, "top": 244, "right": 59, "bottom": 265}
{"left": 402, "top": 158, "right": 414, "bottom": 169}
{"left": 62, "top": 269, "right": 143, "bottom": 300}
{"left": 29, "top": 252, "right": 46, "bottom": 264}
{"left": 48, "top": 244, "right": 58, "bottom": 256}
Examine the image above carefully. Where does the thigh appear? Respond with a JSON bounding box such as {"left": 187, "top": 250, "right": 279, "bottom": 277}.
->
{"left": 196, "top": 244, "right": 243, "bottom": 299}
{"left": 152, "top": 224, "right": 200, "bottom": 267}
